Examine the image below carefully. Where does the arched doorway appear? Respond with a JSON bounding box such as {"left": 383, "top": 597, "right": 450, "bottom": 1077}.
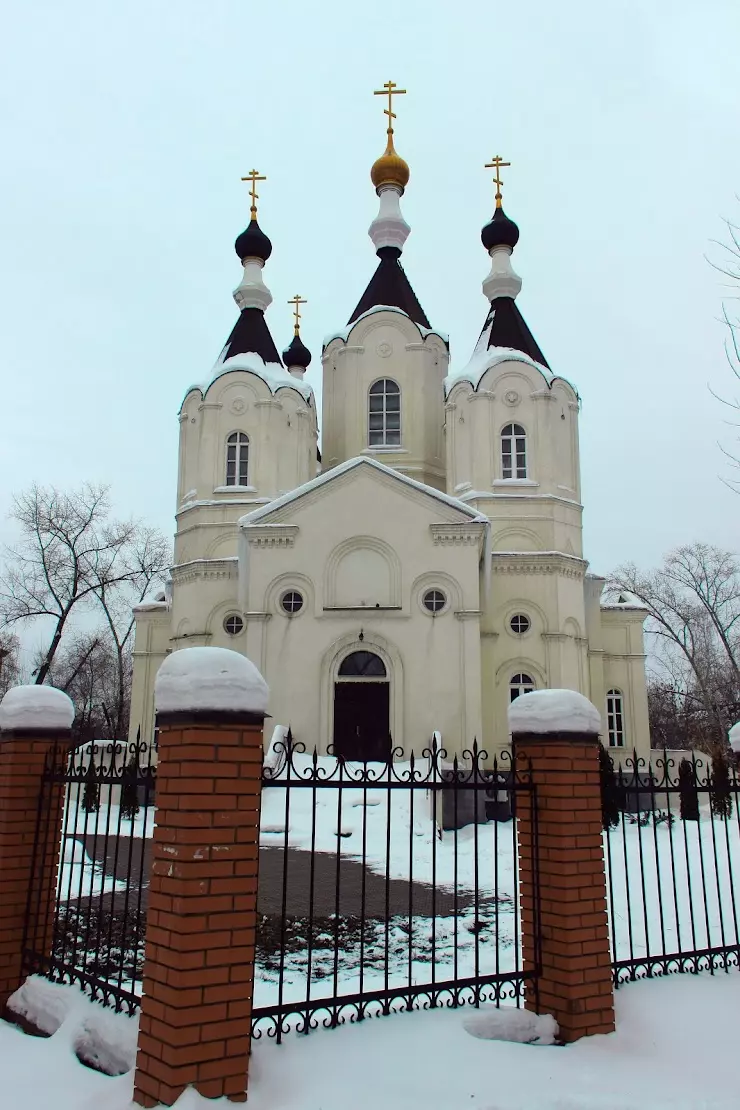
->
{"left": 333, "top": 650, "right": 390, "bottom": 761}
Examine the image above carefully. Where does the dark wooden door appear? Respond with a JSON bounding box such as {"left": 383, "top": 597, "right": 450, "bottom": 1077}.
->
{"left": 333, "top": 682, "right": 390, "bottom": 761}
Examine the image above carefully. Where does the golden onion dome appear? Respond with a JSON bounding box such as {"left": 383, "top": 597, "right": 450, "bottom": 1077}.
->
{"left": 370, "top": 135, "right": 410, "bottom": 192}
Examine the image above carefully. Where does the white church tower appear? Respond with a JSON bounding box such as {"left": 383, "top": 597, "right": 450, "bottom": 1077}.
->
{"left": 322, "top": 83, "right": 449, "bottom": 490}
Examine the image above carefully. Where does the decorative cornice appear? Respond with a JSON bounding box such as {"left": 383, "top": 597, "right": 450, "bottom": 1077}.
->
{"left": 337, "top": 345, "right": 365, "bottom": 357}
{"left": 245, "top": 611, "right": 271, "bottom": 622}
{"left": 430, "top": 523, "right": 485, "bottom": 547}
{"left": 170, "top": 558, "right": 238, "bottom": 585}
{"left": 530, "top": 389, "right": 557, "bottom": 402}
{"left": 254, "top": 398, "right": 283, "bottom": 410}
{"left": 454, "top": 609, "right": 482, "bottom": 621}
{"left": 198, "top": 401, "right": 223, "bottom": 411}
{"left": 467, "top": 390, "right": 495, "bottom": 402}
{"left": 243, "top": 525, "right": 299, "bottom": 548}
{"left": 491, "top": 552, "right": 587, "bottom": 580}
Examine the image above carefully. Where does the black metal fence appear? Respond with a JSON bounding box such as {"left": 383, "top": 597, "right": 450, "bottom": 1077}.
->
{"left": 22, "top": 738, "right": 156, "bottom": 1014}
{"left": 252, "top": 739, "right": 538, "bottom": 1041}
{"left": 603, "top": 751, "right": 740, "bottom": 984}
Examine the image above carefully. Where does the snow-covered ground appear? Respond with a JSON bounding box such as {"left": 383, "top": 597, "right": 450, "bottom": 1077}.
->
{"left": 3, "top": 971, "right": 740, "bottom": 1109}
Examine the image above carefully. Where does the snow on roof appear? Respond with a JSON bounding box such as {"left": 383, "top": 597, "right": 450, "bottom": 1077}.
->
{"left": 508, "top": 689, "right": 602, "bottom": 736}
{"left": 444, "top": 345, "right": 578, "bottom": 399}
{"left": 155, "top": 646, "right": 269, "bottom": 717}
{"left": 238, "top": 455, "right": 490, "bottom": 529}
{"left": 183, "top": 351, "right": 314, "bottom": 405}
{"left": 0, "top": 685, "right": 75, "bottom": 732}
{"left": 323, "top": 305, "right": 448, "bottom": 348}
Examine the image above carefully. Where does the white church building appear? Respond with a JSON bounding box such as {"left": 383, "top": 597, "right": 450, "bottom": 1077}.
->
{"left": 129, "top": 97, "right": 651, "bottom": 762}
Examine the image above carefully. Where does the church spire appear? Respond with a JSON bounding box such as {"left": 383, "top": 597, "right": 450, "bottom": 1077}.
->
{"left": 474, "top": 156, "right": 549, "bottom": 367}
{"left": 348, "top": 83, "right": 430, "bottom": 327}
{"left": 217, "top": 170, "right": 282, "bottom": 366}
{"left": 283, "top": 295, "right": 312, "bottom": 380}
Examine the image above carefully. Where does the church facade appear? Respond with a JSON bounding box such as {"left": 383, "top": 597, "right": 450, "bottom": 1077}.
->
{"left": 128, "top": 99, "right": 651, "bottom": 761}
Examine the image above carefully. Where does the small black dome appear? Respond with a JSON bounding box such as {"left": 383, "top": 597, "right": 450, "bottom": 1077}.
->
{"left": 282, "top": 332, "right": 312, "bottom": 369}
{"left": 481, "top": 206, "right": 520, "bottom": 251}
{"left": 235, "top": 218, "right": 273, "bottom": 262}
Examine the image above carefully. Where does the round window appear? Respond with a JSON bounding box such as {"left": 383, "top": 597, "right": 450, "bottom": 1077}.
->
{"left": 223, "top": 614, "right": 244, "bottom": 635}
{"left": 281, "top": 590, "right": 304, "bottom": 615}
{"left": 422, "top": 588, "right": 446, "bottom": 614}
{"left": 510, "top": 614, "right": 531, "bottom": 635}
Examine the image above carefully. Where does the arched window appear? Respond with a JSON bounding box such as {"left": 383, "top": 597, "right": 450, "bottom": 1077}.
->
{"left": 607, "top": 689, "right": 625, "bottom": 748}
{"left": 338, "top": 651, "right": 387, "bottom": 678}
{"left": 510, "top": 673, "right": 535, "bottom": 702}
{"left": 368, "top": 379, "right": 401, "bottom": 447}
{"left": 501, "top": 423, "right": 527, "bottom": 479}
{"left": 226, "top": 432, "right": 249, "bottom": 486}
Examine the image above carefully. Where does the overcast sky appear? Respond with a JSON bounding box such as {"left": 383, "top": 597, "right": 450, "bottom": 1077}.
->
{"left": 1, "top": 0, "right": 739, "bottom": 597}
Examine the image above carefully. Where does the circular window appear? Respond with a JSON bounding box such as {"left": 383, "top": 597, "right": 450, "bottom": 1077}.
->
{"left": 281, "top": 590, "right": 304, "bottom": 615}
{"left": 510, "top": 614, "right": 531, "bottom": 635}
{"left": 422, "top": 588, "right": 446, "bottom": 614}
{"left": 223, "top": 614, "right": 244, "bottom": 636}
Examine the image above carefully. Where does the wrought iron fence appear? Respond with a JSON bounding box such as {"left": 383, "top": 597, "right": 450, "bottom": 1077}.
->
{"left": 22, "top": 737, "right": 156, "bottom": 1014}
{"left": 603, "top": 751, "right": 740, "bottom": 984}
{"left": 252, "top": 739, "right": 538, "bottom": 1042}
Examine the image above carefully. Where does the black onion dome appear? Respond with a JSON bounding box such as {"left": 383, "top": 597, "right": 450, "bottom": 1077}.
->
{"left": 282, "top": 332, "right": 312, "bottom": 369}
{"left": 235, "top": 218, "right": 273, "bottom": 262}
{"left": 481, "top": 206, "right": 520, "bottom": 252}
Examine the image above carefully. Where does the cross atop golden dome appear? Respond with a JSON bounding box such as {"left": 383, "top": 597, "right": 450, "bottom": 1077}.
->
{"left": 370, "top": 81, "right": 410, "bottom": 193}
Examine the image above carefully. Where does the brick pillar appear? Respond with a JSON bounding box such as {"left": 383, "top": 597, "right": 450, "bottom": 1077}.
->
{"left": 510, "top": 689, "right": 615, "bottom": 1043}
{"left": 133, "top": 646, "right": 268, "bottom": 1108}
{"left": 0, "top": 685, "right": 75, "bottom": 1011}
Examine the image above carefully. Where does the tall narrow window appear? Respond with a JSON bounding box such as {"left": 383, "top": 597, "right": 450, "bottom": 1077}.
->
{"left": 510, "top": 673, "right": 535, "bottom": 702}
{"left": 226, "top": 432, "right": 249, "bottom": 486}
{"left": 607, "top": 689, "right": 625, "bottom": 748}
{"left": 368, "top": 379, "right": 401, "bottom": 447}
{"left": 501, "top": 423, "right": 527, "bottom": 479}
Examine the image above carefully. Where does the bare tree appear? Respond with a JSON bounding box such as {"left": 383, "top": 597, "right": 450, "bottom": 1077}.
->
{"left": 709, "top": 210, "right": 740, "bottom": 488}
{"left": 90, "top": 525, "right": 170, "bottom": 737}
{"left": 44, "top": 632, "right": 121, "bottom": 743}
{"left": 0, "top": 629, "right": 21, "bottom": 699}
{"left": 0, "top": 484, "right": 169, "bottom": 697}
{"left": 610, "top": 543, "right": 740, "bottom": 756}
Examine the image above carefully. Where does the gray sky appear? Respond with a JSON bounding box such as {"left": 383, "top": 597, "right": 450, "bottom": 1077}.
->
{"left": 1, "top": 0, "right": 738, "bottom": 597}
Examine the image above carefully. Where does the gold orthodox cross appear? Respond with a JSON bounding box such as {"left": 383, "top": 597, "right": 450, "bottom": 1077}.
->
{"left": 288, "top": 294, "right": 307, "bottom": 335}
{"left": 374, "top": 80, "right": 406, "bottom": 134}
{"left": 241, "top": 169, "right": 266, "bottom": 218}
{"left": 485, "top": 155, "right": 511, "bottom": 208}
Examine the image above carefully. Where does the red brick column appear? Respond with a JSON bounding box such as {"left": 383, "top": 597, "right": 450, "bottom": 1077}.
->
{"left": 511, "top": 690, "right": 615, "bottom": 1043}
{"left": 0, "top": 686, "right": 75, "bottom": 1011}
{"left": 133, "top": 647, "right": 268, "bottom": 1108}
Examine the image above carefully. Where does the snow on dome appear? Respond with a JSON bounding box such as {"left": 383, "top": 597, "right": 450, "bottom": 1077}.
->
{"left": 508, "top": 689, "right": 602, "bottom": 736}
{"left": 155, "top": 646, "right": 269, "bottom": 717}
{"left": 323, "top": 305, "right": 447, "bottom": 348}
{"left": 729, "top": 720, "right": 740, "bottom": 754}
{"left": 185, "top": 351, "right": 314, "bottom": 405}
{"left": 444, "top": 346, "right": 560, "bottom": 398}
{"left": 0, "top": 685, "right": 75, "bottom": 732}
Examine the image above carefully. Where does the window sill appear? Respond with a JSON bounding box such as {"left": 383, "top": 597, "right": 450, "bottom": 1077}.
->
{"left": 492, "top": 479, "right": 539, "bottom": 488}
{"left": 213, "top": 485, "right": 257, "bottom": 494}
{"left": 362, "top": 446, "right": 408, "bottom": 455}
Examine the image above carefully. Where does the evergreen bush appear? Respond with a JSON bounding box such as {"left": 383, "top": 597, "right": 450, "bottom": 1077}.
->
{"left": 82, "top": 758, "right": 100, "bottom": 814}
{"left": 120, "top": 754, "right": 141, "bottom": 819}
{"left": 678, "top": 758, "right": 700, "bottom": 821}
{"left": 599, "top": 745, "right": 621, "bottom": 830}
{"left": 710, "top": 750, "right": 733, "bottom": 820}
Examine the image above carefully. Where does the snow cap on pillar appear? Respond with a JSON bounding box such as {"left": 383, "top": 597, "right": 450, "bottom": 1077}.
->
{"left": 0, "top": 685, "right": 75, "bottom": 733}
{"left": 509, "top": 689, "right": 602, "bottom": 737}
{"left": 729, "top": 720, "right": 740, "bottom": 754}
{"left": 155, "top": 646, "right": 269, "bottom": 718}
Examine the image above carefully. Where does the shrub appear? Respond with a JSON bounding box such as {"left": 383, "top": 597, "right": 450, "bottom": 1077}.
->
{"left": 678, "top": 758, "right": 700, "bottom": 822}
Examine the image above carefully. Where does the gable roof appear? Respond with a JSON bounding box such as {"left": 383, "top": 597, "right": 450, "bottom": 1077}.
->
{"left": 238, "top": 456, "right": 489, "bottom": 528}
{"left": 348, "top": 249, "right": 430, "bottom": 328}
